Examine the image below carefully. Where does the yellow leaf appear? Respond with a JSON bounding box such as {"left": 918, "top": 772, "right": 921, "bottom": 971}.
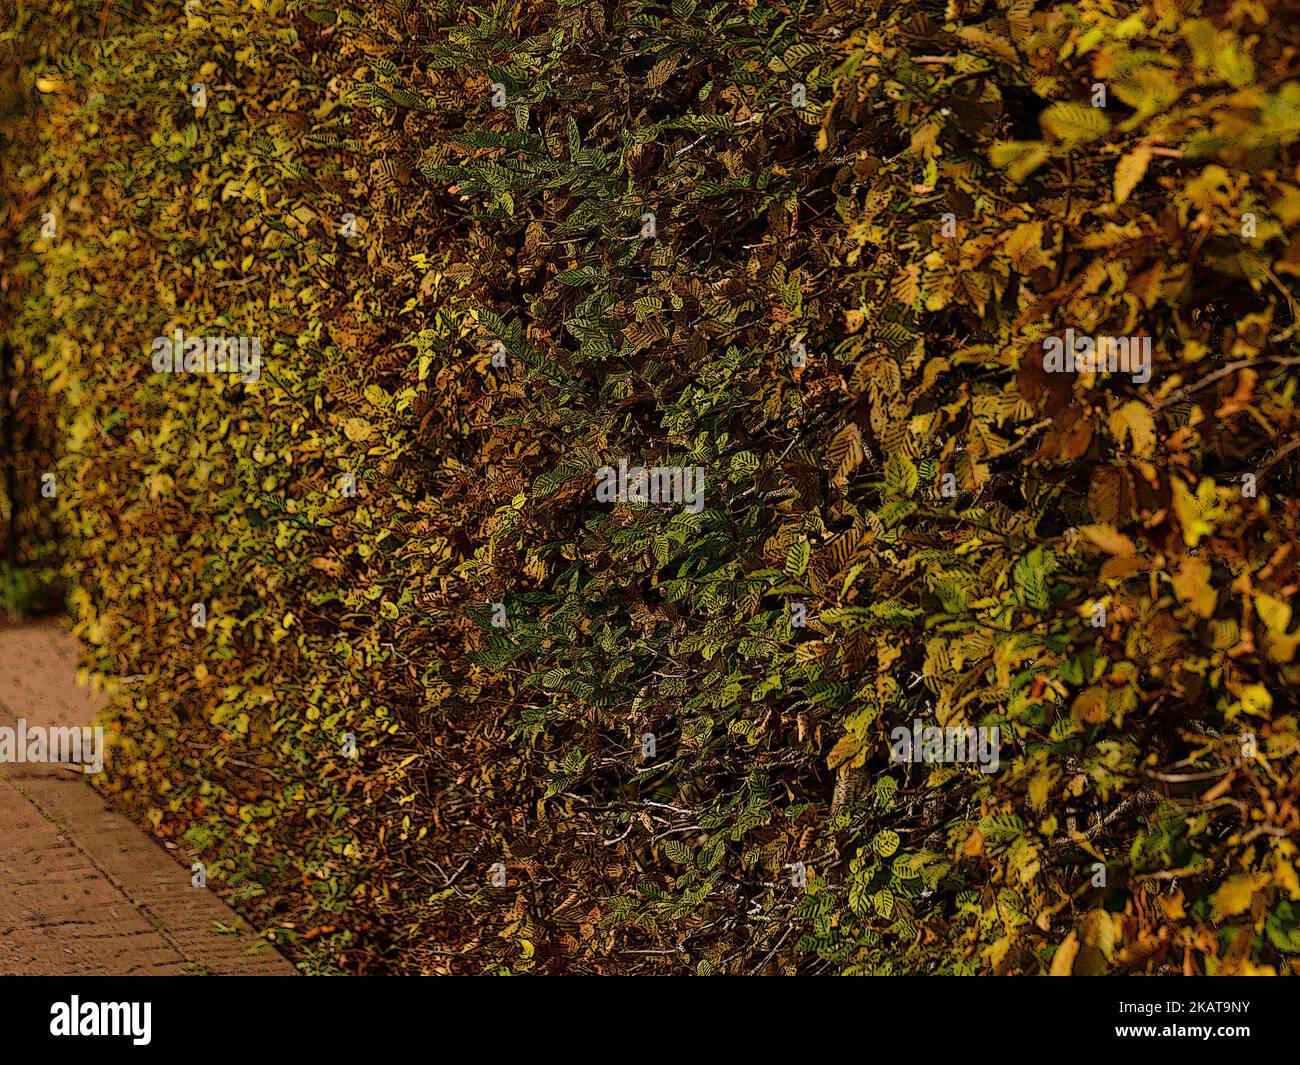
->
{"left": 343, "top": 416, "right": 373, "bottom": 442}
{"left": 1236, "top": 682, "right": 1272, "bottom": 717}
{"left": 990, "top": 140, "right": 1049, "bottom": 183}
{"left": 1109, "top": 401, "right": 1156, "bottom": 457}
{"left": 1211, "top": 873, "right": 1265, "bottom": 922}
{"left": 827, "top": 732, "right": 865, "bottom": 770}
{"left": 1041, "top": 101, "right": 1110, "bottom": 147}
{"left": 1050, "top": 930, "right": 1080, "bottom": 975}
{"left": 1004, "top": 221, "right": 1053, "bottom": 273}
{"left": 1079, "top": 908, "right": 1117, "bottom": 961}
{"left": 1115, "top": 66, "right": 1180, "bottom": 121}
{"left": 1257, "top": 592, "right": 1300, "bottom": 662}
{"left": 1071, "top": 686, "right": 1108, "bottom": 724}
{"left": 1172, "top": 477, "right": 1216, "bottom": 547}
{"left": 1172, "top": 555, "right": 1216, "bottom": 618}
{"left": 1275, "top": 860, "right": 1300, "bottom": 901}
{"left": 1255, "top": 592, "right": 1293, "bottom": 636}
{"left": 1028, "top": 767, "right": 1054, "bottom": 812}
{"left": 1114, "top": 144, "right": 1152, "bottom": 204}
{"left": 1080, "top": 523, "right": 1136, "bottom": 556}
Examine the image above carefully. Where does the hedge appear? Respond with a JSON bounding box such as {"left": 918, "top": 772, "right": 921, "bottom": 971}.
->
{"left": 1, "top": 3, "right": 62, "bottom": 614}
{"left": 8, "top": 0, "right": 1300, "bottom": 974}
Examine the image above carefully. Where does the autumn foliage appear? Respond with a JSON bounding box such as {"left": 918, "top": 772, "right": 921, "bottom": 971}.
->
{"left": 5, "top": 0, "right": 1300, "bottom": 974}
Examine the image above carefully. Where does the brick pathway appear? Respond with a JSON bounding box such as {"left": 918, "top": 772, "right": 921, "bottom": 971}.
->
{"left": 0, "top": 622, "right": 296, "bottom": 975}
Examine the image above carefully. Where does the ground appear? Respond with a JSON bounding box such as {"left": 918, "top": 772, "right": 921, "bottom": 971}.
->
{"left": 0, "top": 622, "right": 296, "bottom": 976}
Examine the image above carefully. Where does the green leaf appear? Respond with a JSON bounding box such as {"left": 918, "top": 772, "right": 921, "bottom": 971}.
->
{"left": 873, "top": 829, "right": 900, "bottom": 858}
{"left": 785, "top": 541, "right": 810, "bottom": 578}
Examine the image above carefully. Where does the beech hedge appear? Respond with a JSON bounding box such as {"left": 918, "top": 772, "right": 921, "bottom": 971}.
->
{"left": 6, "top": 0, "right": 1300, "bottom": 974}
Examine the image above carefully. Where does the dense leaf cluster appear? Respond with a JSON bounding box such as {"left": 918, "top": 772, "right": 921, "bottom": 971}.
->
{"left": 6, "top": 0, "right": 1300, "bottom": 974}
